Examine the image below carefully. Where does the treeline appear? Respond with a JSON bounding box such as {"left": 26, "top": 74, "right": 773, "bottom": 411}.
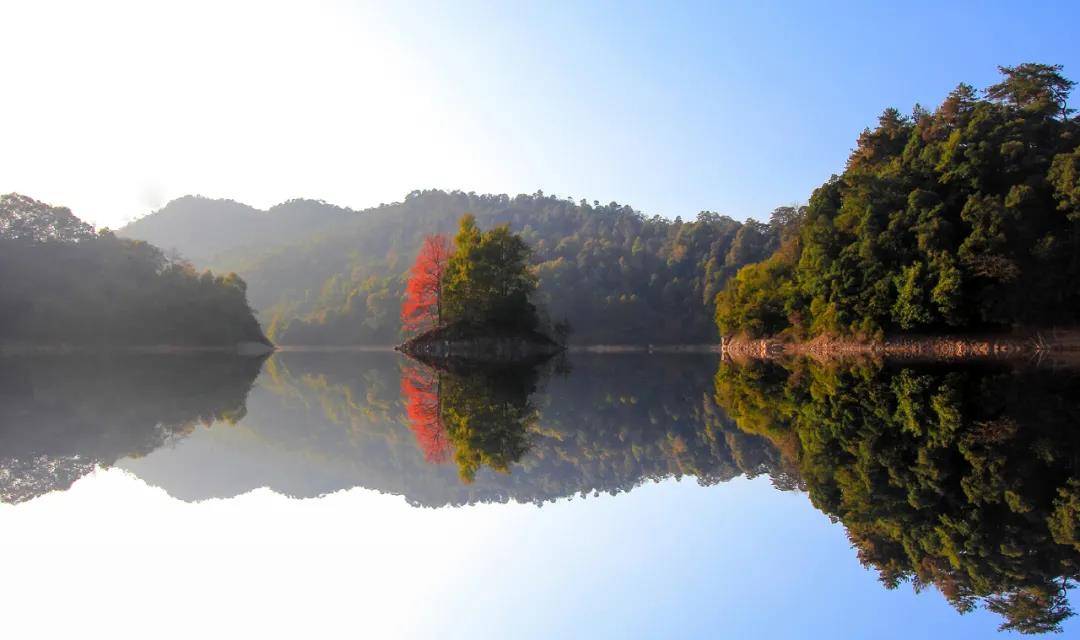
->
{"left": 125, "top": 191, "right": 787, "bottom": 345}
{"left": 714, "top": 358, "right": 1080, "bottom": 634}
{"left": 716, "top": 63, "right": 1080, "bottom": 338}
{"left": 0, "top": 194, "right": 269, "bottom": 347}
{"left": 253, "top": 194, "right": 787, "bottom": 345}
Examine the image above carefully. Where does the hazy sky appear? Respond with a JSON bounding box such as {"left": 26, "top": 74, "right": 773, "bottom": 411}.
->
{"left": 2, "top": 0, "right": 1078, "bottom": 229}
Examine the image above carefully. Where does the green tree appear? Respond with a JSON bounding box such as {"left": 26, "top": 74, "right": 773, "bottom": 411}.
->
{"left": 715, "top": 63, "right": 1080, "bottom": 338}
{"left": 442, "top": 214, "right": 540, "bottom": 331}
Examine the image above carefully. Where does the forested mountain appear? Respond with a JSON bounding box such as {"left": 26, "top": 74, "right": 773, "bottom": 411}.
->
{"left": 123, "top": 190, "right": 786, "bottom": 345}
{"left": 118, "top": 196, "right": 355, "bottom": 264}
{"left": 0, "top": 194, "right": 269, "bottom": 347}
{"left": 716, "top": 64, "right": 1080, "bottom": 339}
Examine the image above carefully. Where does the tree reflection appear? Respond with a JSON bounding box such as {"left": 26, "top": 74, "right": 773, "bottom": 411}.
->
{"left": 714, "top": 357, "right": 1080, "bottom": 633}
{"left": 401, "top": 361, "right": 540, "bottom": 482}
{"left": 0, "top": 354, "right": 264, "bottom": 503}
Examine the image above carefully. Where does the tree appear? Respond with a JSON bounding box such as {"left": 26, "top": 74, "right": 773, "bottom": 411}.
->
{"left": 0, "top": 193, "right": 95, "bottom": 242}
{"left": 441, "top": 214, "right": 540, "bottom": 331}
{"left": 401, "top": 234, "right": 451, "bottom": 334}
{"left": 986, "top": 63, "right": 1075, "bottom": 119}
{"left": 714, "top": 63, "right": 1080, "bottom": 339}
{"left": 0, "top": 194, "right": 269, "bottom": 347}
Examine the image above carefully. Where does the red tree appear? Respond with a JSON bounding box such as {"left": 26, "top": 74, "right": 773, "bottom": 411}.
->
{"left": 401, "top": 234, "right": 451, "bottom": 334}
{"left": 401, "top": 365, "right": 450, "bottom": 463}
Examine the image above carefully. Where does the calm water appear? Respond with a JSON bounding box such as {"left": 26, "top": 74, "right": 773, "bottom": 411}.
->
{"left": 1, "top": 351, "right": 1077, "bottom": 638}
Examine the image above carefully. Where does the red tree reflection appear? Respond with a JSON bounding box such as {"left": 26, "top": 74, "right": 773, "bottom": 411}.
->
{"left": 401, "top": 365, "right": 450, "bottom": 463}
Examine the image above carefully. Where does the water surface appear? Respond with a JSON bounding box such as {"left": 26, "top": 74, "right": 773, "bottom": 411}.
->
{"left": 1, "top": 351, "right": 1076, "bottom": 638}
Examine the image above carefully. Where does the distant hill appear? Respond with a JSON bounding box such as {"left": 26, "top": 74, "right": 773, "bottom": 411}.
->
{"left": 123, "top": 189, "right": 788, "bottom": 345}
{"left": 119, "top": 195, "right": 356, "bottom": 264}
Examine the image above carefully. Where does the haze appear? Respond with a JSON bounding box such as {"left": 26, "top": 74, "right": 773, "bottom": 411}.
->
{"left": 2, "top": 0, "right": 1077, "bottom": 229}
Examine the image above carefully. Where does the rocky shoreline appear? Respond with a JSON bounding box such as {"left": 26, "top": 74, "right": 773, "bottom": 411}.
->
{"left": 397, "top": 322, "right": 564, "bottom": 365}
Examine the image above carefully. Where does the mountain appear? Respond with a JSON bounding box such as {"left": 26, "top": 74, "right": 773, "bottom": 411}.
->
{"left": 122, "top": 190, "right": 788, "bottom": 345}
{"left": 118, "top": 195, "right": 356, "bottom": 264}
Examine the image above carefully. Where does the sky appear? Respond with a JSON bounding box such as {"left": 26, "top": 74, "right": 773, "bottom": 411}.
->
{"left": 2, "top": 0, "right": 1079, "bottom": 229}
{"left": 0, "top": 469, "right": 1042, "bottom": 639}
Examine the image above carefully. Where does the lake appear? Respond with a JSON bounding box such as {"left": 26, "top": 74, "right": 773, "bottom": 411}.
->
{"left": 0, "top": 351, "right": 1076, "bottom": 638}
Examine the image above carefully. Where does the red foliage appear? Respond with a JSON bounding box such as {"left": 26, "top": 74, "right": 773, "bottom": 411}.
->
{"left": 402, "top": 234, "right": 451, "bottom": 334}
{"left": 401, "top": 365, "right": 451, "bottom": 464}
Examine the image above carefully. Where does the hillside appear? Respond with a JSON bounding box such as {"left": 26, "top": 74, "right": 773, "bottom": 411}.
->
{"left": 118, "top": 195, "right": 356, "bottom": 264}
{"left": 123, "top": 190, "right": 789, "bottom": 345}
{"left": 1, "top": 194, "right": 270, "bottom": 348}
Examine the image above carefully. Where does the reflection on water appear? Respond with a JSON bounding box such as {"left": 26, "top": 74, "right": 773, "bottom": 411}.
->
{"left": 716, "top": 357, "right": 1080, "bottom": 634}
{"left": 401, "top": 360, "right": 542, "bottom": 481}
{"left": 1, "top": 350, "right": 1077, "bottom": 633}
{"left": 118, "top": 351, "right": 782, "bottom": 506}
{"left": 0, "top": 354, "right": 263, "bottom": 503}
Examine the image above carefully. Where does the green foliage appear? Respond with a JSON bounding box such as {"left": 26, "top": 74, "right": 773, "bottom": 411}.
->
{"left": 714, "top": 358, "right": 1080, "bottom": 633}
{"left": 441, "top": 214, "right": 540, "bottom": 331}
{"left": 715, "top": 63, "right": 1080, "bottom": 338}
{"left": 0, "top": 194, "right": 269, "bottom": 346}
{"left": 124, "top": 191, "right": 781, "bottom": 345}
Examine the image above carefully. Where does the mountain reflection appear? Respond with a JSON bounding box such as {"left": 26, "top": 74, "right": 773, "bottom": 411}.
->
{"left": 6, "top": 350, "right": 1078, "bottom": 633}
{"left": 0, "top": 354, "right": 264, "bottom": 503}
{"left": 715, "top": 357, "right": 1080, "bottom": 634}
{"left": 120, "top": 351, "right": 783, "bottom": 505}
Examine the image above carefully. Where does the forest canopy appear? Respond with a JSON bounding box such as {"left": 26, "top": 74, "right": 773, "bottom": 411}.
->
{"left": 0, "top": 194, "right": 269, "bottom": 347}
{"left": 123, "top": 191, "right": 787, "bottom": 345}
{"left": 716, "top": 63, "right": 1080, "bottom": 339}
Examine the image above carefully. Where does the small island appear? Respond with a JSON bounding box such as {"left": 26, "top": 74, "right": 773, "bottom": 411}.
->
{"left": 396, "top": 214, "right": 565, "bottom": 363}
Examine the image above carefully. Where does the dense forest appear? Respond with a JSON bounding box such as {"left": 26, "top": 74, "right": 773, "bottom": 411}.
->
{"left": 403, "top": 215, "right": 543, "bottom": 336}
{"left": 716, "top": 64, "right": 1080, "bottom": 339}
{"left": 122, "top": 191, "right": 788, "bottom": 345}
{"left": 1, "top": 194, "right": 270, "bottom": 347}
{"left": 715, "top": 358, "right": 1080, "bottom": 634}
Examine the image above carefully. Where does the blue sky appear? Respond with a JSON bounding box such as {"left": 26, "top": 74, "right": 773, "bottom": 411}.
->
{"left": 1, "top": 0, "right": 1078, "bottom": 227}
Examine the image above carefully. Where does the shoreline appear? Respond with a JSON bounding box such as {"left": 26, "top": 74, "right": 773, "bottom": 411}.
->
{"left": 722, "top": 330, "right": 1080, "bottom": 362}
{"left": 0, "top": 342, "right": 275, "bottom": 357}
